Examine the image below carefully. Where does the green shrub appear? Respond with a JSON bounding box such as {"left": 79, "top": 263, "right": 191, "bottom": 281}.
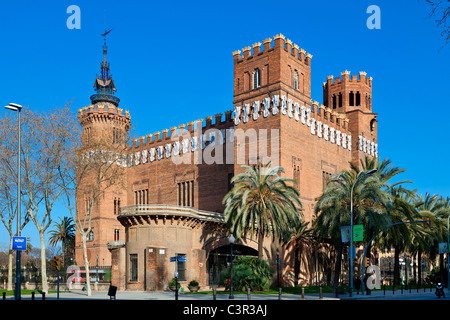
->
{"left": 219, "top": 256, "right": 274, "bottom": 291}
{"left": 188, "top": 280, "right": 199, "bottom": 287}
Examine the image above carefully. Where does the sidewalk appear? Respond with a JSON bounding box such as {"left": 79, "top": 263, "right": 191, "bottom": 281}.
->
{"left": 6, "top": 287, "right": 439, "bottom": 301}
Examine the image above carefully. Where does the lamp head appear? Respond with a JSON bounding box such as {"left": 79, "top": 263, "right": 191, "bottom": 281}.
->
{"left": 4, "top": 103, "right": 23, "bottom": 112}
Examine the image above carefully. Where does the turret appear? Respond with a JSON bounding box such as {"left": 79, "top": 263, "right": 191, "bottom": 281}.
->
{"left": 323, "top": 71, "right": 378, "bottom": 165}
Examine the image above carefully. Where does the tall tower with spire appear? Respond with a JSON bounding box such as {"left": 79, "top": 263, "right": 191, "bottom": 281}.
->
{"left": 75, "top": 30, "right": 131, "bottom": 267}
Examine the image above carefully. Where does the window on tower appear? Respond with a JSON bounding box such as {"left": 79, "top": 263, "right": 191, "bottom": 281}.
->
{"left": 253, "top": 68, "right": 261, "bottom": 89}
{"left": 293, "top": 70, "right": 298, "bottom": 90}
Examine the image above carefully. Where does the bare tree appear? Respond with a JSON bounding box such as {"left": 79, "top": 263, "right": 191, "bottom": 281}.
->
{"left": 0, "top": 112, "right": 30, "bottom": 290}
{"left": 0, "top": 105, "right": 80, "bottom": 294}
{"left": 59, "top": 121, "right": 130, "bottom": 296}
{"left": 422, "top": 0, "right": 450, "bottom": 47}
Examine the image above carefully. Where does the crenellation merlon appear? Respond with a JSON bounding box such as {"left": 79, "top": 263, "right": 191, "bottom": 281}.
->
{"left": 128, "top": 109, "right": 234, "bottom": 149}
{"left": 232, "top": 33, "right": 313, "bottom": 66}
{"left": 324, "top": 71, "right": 372, "bottom": 87}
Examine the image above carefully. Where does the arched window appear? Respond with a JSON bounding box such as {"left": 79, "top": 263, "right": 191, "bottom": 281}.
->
{"left": 293, "top": 70, "right": 298, "bottom": 90}
{"left": 253, "top": 68, "right": 261, "bottom": 89}
{"left": 332, "top": 94, "right": 337, "bottom": 109}
{"left": 338, "top": 93, "right": 343, "bottom": 108}
{"left": 89, "top": 231, "right": 94, "bottom": 241}
{"left": 370, "top": 119, "right": 376, "bottom": 132}
{"left": 349, "top": 91, "right": 355, "bottom": 106}
{"left": 356, "top": 91, "right": 361, "bottom": 106}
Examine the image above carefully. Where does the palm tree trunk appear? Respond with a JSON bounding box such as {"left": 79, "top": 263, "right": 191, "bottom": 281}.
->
{"left": 333, "top": 242, "right": 343, "bottom": 297}
{"left": 417, "top": 249, "right": 422, "bottom": 287}
{"left": 294, "top": 242, "right": 302, "bottom": 287}
{"left": 258, "top": 235, "right": 263, "bottom": 259}
{"left": 393, "top": 245, "right": 400, "bottom": 289}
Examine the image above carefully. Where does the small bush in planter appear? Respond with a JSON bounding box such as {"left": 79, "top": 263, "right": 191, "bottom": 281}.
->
{"left": 188, "top": 280, "right": 200, "bottom": 292}
{"left": 168, "top": 277, "right": 178, "bottom": 291}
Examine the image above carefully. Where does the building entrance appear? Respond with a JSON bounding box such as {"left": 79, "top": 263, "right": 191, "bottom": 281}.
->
{"left": 207, "top": 244, "right": 258, "bottom": 286}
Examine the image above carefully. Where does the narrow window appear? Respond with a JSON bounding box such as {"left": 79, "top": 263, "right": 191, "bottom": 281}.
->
{"left": 114, "top": 229, "right": 120, "bottom": 241}
{"left": 191, "top": 181, "right": 194, "bottom": 207}
{"left": 294, "top": 166, "right": 300, "bottom": 191}
{"left": 293, "top": 70, "right": 298, "bottom": 90}
{"left": 130, "top": 254, "right": 138, "bottom": 281}
{"left": 178, "top": 183, "right": 181, "bottom": 206}
{"left": 182, "top": 182, "right": 186, "bottom": 206}
{"left": 349, "top": 91, "right": 355, "bottom": 106}
{"left": 253, "top": 68, "right": 261, "bottom": 89}
{"left": 186, "top": 181, "right": 190, "bottom": 207}
{"left": 332, "top": 94, "right": 337, "bottom": 109}
{"left": 338, "top": 93, "right": 343, "bottom": 108}
{"left": 356, "top": 91, "right": 361, "bottom": 106}
{"left": 228, "top": 173, "right": 234, "bottom": 191}
{"left": 89, "top": 231, "right": 94, "bottom": 241}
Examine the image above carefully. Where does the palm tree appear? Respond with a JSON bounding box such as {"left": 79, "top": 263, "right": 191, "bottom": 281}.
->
{"left": 223, "top": 162, "right": 302, "bottom": 259}
{"left": 282, "top": 221, "right": 312, "bottom": 286}
{"left": 313, "top": 167, "right": 391, "bottom": 295}
{"left": 375, "top": 186, "right": 415, "bottom": 288}
{"left": 48, "top": 216, "right": 75, "bottom": 268}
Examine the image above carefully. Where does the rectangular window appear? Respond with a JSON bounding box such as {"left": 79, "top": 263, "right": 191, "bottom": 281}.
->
{"left": 130, "top": 254, "right": 138, "bottom": 281}
{"left": 178, "top": 180, "right": 194, "bottom": 207}
{"left": 134, "top": 189, "right": 148, "bottom": 205}
{"left": 176, "top": 254, "right": 186, "bottom": 281}
{"left": 114, "top": 229, "right": 120, "bottom": 241}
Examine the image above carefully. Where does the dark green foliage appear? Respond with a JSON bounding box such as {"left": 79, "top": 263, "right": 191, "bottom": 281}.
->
{"left": 219, "top": 256, "right": 274, "bottom": 291}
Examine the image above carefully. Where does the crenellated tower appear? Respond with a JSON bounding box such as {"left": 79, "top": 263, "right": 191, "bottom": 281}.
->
{"left": 233, "top": 34, "right": 312, "bottom": 107}
{"left": 231, "top": 34, "right": 314, "bottom": 177}
{"left": 75, "top": 31, "right": 131, "bottom": 267}
{"left": 323, "top": 71, "right": 378, "bottom": 166}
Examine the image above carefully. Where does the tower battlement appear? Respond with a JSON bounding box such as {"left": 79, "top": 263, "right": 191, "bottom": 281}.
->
{"left": 233, "top": 34, "right": 313, "bottom": 106}
{"left": 324, "top": 70, "right": 372, "bottom": 87}
{"left": 232, "top": 33, "right": 313, "bottom": 67}
{"left": 129, "top": 111, "right": 233, "bottom": 149}
{"left": 322, "top": 70, "right": 373, "bottom": 113}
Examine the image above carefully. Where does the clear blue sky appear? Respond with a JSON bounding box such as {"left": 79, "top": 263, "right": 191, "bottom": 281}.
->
{"left": 0, "top": 0, "right": 448, "bottom": 248}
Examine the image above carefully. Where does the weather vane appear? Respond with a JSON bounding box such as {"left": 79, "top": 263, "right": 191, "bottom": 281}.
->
{"left": 101, "top": 28, "right": 113, "bottom": 42}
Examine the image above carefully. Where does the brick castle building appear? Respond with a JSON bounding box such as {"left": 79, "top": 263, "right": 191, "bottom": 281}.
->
{"left": 75, "top": 34, "right": 378, "bottom": 290}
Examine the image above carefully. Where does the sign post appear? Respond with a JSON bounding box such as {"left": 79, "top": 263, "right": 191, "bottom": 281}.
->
{"left": 170, "top": 256, "right": 187, "bottom": 300}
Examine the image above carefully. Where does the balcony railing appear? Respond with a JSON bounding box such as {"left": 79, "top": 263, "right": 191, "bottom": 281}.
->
{"left": 106, "top": 240, "right": 125, "bottom": 248}
{"left": 119, "top": 204, "right": 224, "bottom": 223}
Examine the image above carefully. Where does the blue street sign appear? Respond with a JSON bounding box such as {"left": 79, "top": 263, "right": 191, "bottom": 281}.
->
{"left": 12, "top": 236, "right": 27, "bottom": 251}
{"left": 170, "top": 256, "right": 186, "bottom": 262}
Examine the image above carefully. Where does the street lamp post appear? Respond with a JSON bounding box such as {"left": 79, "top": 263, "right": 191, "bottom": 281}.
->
{"left": 447, "top": 215, "right": 449, "bottom": 292}
{"left": 229, "top": 234, "right": 235, "bottom": 299}
{"left": 349, "top": 169, "right": 377, "bottom": 297}
{"left": 4, "top": 103, "right": 23, "bottom": 300}
{"left": 276, "top": 248, "right": 280, "bottom": 288}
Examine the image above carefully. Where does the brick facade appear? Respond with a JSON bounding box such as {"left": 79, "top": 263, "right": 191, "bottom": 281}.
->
{"left": 75, "top": 34, "right": 378, "bottom": 290}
